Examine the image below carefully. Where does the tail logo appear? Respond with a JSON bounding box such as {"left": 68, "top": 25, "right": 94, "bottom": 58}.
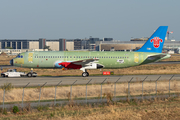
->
{"left": 150, "top": 37, "right": 163, "bottom": 48}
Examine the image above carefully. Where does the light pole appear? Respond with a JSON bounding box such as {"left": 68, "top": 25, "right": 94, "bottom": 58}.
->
{"left": 171, "top": 39, "right": 175, "bottom": 51}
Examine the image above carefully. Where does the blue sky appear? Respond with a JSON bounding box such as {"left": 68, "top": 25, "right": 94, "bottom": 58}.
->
{"left": 0, "top": 0, "right": 179, "bottom": 40}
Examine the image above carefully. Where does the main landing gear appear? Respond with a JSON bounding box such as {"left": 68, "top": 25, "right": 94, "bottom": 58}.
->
{"left": 82, "top": 72, "right": 89, "bottom": 77}
{"left": 80, "top": 68, "right": 89, "bottom": 77}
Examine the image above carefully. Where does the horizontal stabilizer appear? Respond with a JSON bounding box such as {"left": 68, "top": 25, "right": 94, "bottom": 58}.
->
{"left": 147, "top": 54, "right": 166, "bottom": 61}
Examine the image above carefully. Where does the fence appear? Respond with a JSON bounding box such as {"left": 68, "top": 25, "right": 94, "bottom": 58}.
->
{"left": 0, "top": 75, "right": 180, "bottom": 109}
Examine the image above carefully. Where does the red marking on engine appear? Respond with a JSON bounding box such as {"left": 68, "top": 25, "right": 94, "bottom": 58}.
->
{"left": 58, "top": 62, "right": 82, "bottom": 69}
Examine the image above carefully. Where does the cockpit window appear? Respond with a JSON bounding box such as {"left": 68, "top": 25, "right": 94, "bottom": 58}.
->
{"left": 16, "top": 54, "right": 20, "bottom": 58}
{"left": 16, "top": 54, "right": 23, "bottom": 58}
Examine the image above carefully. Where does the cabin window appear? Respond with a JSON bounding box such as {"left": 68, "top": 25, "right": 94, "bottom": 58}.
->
{"left": 67, "top": 56, "right": 68, "bottom": 58}
{"left": 74, "top": 56, "right": 75, "bottom": 58}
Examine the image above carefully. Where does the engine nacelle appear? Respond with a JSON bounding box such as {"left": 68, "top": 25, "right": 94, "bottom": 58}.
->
{"left": 84, "top": 63, "right": 103, "bottom": 69}
{"left": 54, "top": 61, "right": 64, "bottom": 68}
{"left": 54, "top": 61, "right": 82, "bottom": 69}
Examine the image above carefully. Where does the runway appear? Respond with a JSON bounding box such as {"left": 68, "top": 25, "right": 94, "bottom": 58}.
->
{"left": 0, "top": 74, "right": 179, "bottom": 87}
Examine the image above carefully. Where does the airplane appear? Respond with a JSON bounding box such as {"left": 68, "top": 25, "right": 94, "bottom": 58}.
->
{"left": 10, "top": 26, "right": 170, "bottom": 77}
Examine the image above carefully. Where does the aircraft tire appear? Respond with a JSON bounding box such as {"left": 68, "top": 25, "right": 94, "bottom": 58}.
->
{"left": 87, "top": 72, "right": 89, "bottom": 76}
{"left": 82, "top": 72, "right": 88, "bottom": 77}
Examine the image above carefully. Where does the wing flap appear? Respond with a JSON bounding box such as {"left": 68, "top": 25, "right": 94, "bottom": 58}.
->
{"left": 72, "top": 58, "right": 99, "bottom": 66}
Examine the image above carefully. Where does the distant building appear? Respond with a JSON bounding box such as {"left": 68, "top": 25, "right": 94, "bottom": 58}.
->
{"left": 2, "top": 37, "right": 180, "bottom": 53}
{"left": 59, "top": 39, "right": 66, "bottom": 51}
{"left": 103, "top": 38, "right": 113, "bottom": 41}
{"left": 0, "top": 38, "right": 66, "bottom": 51}
{"left": 74, "top": 39, "right": 82, "bottom": 50}
{"left": 39, "top": 38, "right": 46, "bottom": 49}
{"left": 130, "top": 37, "right": 149, "bottom": 41}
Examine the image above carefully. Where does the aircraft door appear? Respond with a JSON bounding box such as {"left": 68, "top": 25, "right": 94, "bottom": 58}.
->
{"left": 35, "top": 53, "right": 39, "bottom": 67}
{"left": 134, "top": 53, "right": 139, "bottom": 63}
{"left": 28, "top": 53, "right": 33, "bottom": 63}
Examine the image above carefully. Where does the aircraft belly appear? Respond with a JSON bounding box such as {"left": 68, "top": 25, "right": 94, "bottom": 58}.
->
{"left": 38, "top": 59, "right": 55, "bottom": 68}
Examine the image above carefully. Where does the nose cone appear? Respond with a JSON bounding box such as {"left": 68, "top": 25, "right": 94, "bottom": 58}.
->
{"left": 10, "top": 59, "right": 14, "bottom": 66}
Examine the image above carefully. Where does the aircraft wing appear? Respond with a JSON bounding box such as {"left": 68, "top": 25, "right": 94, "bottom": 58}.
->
{"left": 71, "top": 58, "right": 99, "bottom": 66}
{"left": 55, "top": 58, "right": 100, "bottom": 69}
{"left": 71, "top": 58, "right": 99, "bottom": 67}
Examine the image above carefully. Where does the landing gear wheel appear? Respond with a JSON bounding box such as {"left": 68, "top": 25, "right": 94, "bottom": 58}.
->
{"left": 82, "top": 72, "right": 89, "bottom": 77}
{"left": 27, "top": 73, "right": 32, "bottom": 77}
